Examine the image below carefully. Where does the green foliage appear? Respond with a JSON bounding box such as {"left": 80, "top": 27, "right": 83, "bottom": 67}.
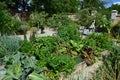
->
{"left": 0, "top": 2, "right": 7, "bottom": 10}
{"left": 57, "top": 23, "right": 80, "bottom": 42}
{"left": 36, "top": 54, "right": 75, "bottom": 79}
{"left": 0, "top": 0, "right": 18, "bottom": 10}
{"left": 48, "top": 54, "right": 75, "bottom": 73}
{"left": 19, "top": 36, "right": 66, "bottom": 57}
{"left": 69, "top": 40, "right": 85, "bottom": 63}
{"left": 0, "top": 36, "right": 19, "bottom": 52}
{"left": 19, "top": 40, "right": 34, "bottom": 55}
{"left": 21, "top": 36, "right": 76, "bottom": 79}
{"left": 0, "top": 35, "right": 19, "bottom": 57}
{"left": 1, "top": 52, "right": 42, "bottom": 80}
{"left": 77, "top": 8, "right": 94, "bottom": 27}
{"left": 12, "top": 18, "right": 23, "bottom": 33}
{"left": 31, "top": 0, "right": 79, "bottom": 14}
{"left": 29, "top": 72, "right": 48, "bottom": 80}
{"left": 29, "top": 11, "right": 48, "bottom": 28}
{"left": 32, "top": 36, "right": 63, "bottom": 57}
{"left": 82, "top": 33, "right": 113, "bottom": 50}
{"left": 70, "top": 40, "right": 83, "bottom": 52}
{"left": 99, "top": 15, "right": 111, "bottom": 34}
{"left": 95, "top": 12, "right": 103, "bottom": 27}
{"left": 93, "top": 46, "right": 120, "bottom": 80}
{"left": 0, "top": 10, "right": 21, "bottom": 35}
{"left": 47, "top": 13, "right": 72, "bottom": 29}
{"left": 80, "top": 0, "right": 105, "bottom": 10}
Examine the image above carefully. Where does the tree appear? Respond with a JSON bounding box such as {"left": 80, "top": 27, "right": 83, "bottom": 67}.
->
{"left": 0, "top": 0, "right": 31, "bottom": 12}
{"left": 109, "top": 4, "right": 120, "bottom": 13}
{"left": 81, "top": 0, "right": 105, "bottom": 9}
{"left": 47, "top": 13, "right": 73, "bottom": 29}
{"left": 0, "top": 0, "right": 18, "bottom": 10}
{"left": 0, "top": 2, "right": 21, "bottom": 35}
{"left": 31, "top": 0, "right": 79, "bottom": 14}
{"left": 31, "top": 0, "right": 43, "bottom": 12}
{"left": 79, "top": 0, "right": 111, "bottom": 12}
{"left": 0, "top": 10, "right": 21, "bottom": 35}
{"left": 0, "top": 1, "right": 7, "bottom": 10}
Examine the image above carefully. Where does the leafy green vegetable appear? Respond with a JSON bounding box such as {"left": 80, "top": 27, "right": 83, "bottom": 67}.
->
{"left": 29, "top": 72, "right": 47, "bottom": 80}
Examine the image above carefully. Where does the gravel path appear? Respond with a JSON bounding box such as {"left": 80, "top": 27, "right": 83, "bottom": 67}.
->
{"left": 16, "top": 28, "right": 57, "bottom": 40}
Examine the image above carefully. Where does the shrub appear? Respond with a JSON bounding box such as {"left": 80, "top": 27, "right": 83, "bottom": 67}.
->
{"left": 37, "top": 54, "right": 75, "bottom": 79}
{"left": 0, "top": 10, "right": 21, "bottom": 35}
{"left": 47, "top": 14, "right": 73, "bottom": 29}
{"left": 32, "top": 36, "right": 64, "bottom": 57}
{"left": 19, "top": 40, "right": 34, "bottom": 55}
{"left": 77, "top": 8, "right": 94, "bottom": 28}
{"left": 0, "top": 2, "right": 7, "bottom": 10}
{"left": 82, "top": 33, "right": 113, "bottom": 50}
{"left": 29, "top": 11, "right": 48, "bottom": 28}
{"left": 21, "top": 36, "right": 76, "bottom": 79}
{"left": 57, "top": 22, "right": 80, "bottom": 42}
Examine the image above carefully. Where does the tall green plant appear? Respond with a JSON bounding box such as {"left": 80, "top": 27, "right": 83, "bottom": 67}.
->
{"left": 82, "top": 33, "right": 113, "bottom": 50}
{"left": 29, "top": 11, "right": 48, "bottom": 28}
{"left": 77, "top": 8, "right": 94, "bottom": 28}
{"left": 31, "top": 0, "right": 79, "bottom": 14}
{"left": 47, "top": 14, "right": 73, "bottom": 29}
{"left": 32, "top": 36, "right": 63, "bottom": 56}
{"left": 0, "top": 10, "right": 21, "bottom": 35}
{"left": 99, "top": 15, "right": 112, "bottom": 35}
{"left": 57, "top": 22, "right": 80, "bottom": 42}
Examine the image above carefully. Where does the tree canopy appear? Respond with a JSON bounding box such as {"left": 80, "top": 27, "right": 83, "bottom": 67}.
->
{"left": 80, "top": 0, "right": 105, "bottom": 10}
{"left": 31, "top": 0, "right": 79, "bottom": 14}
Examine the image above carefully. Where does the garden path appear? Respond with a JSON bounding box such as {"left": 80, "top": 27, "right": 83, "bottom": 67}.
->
{"left": 16, "top": 28, "right": 57, "bottom": 41}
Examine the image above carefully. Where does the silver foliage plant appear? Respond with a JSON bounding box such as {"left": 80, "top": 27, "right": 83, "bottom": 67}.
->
{"left": 0, "top": 35, "right": 20, "bottom": 53}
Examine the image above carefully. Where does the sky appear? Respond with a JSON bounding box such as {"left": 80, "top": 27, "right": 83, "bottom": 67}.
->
{"left": 112, "top": 0, "right": 120, "bottom": 5}
{"left": 105, "top": 0, "right": 120, "bottom": 8}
